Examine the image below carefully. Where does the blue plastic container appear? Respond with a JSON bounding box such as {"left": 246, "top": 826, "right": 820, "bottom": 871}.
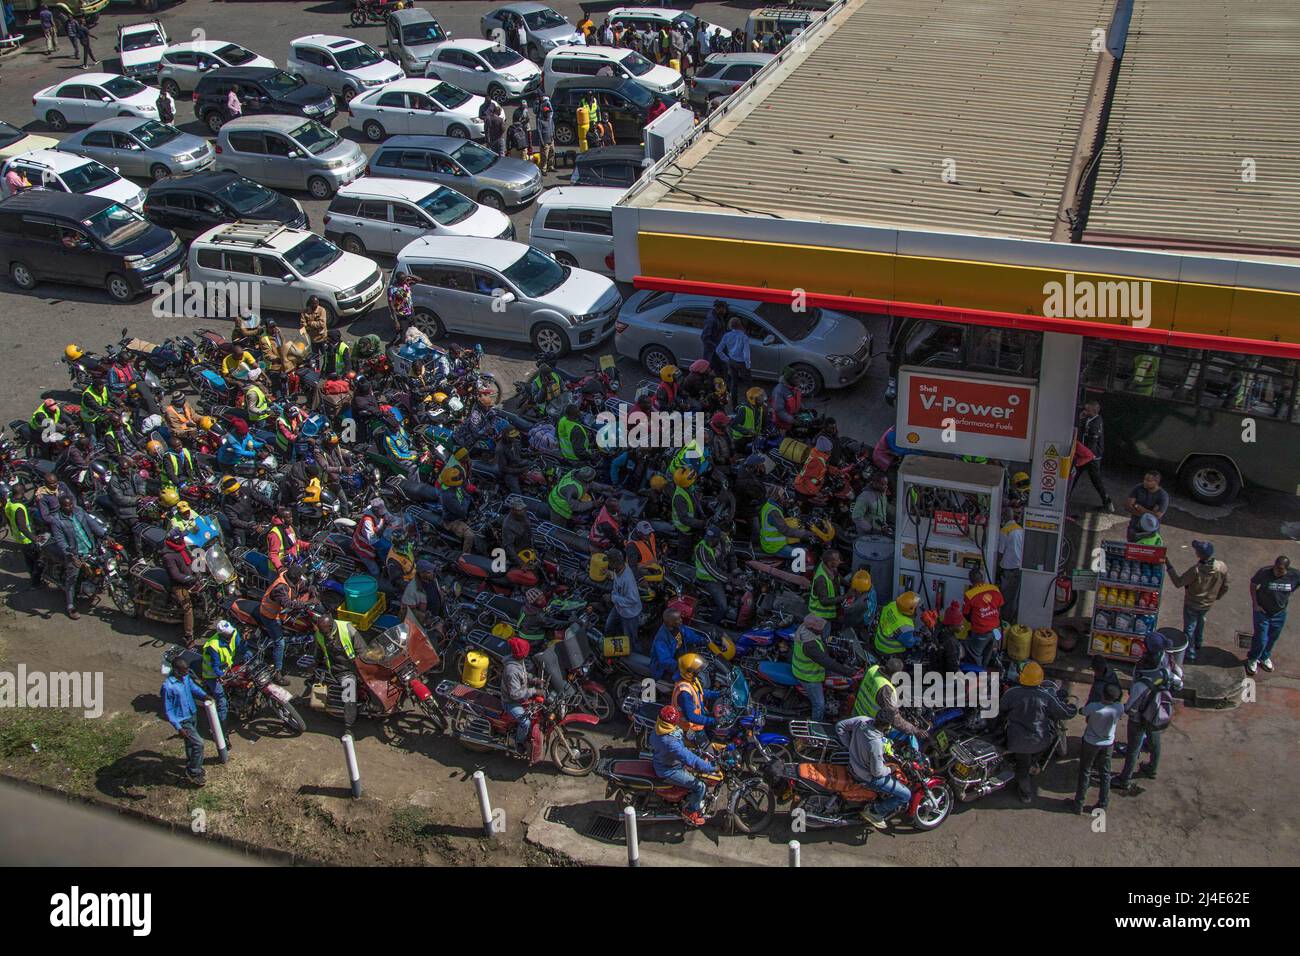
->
{"left": 344, "top": 575, "right": 379, "bottom": 613}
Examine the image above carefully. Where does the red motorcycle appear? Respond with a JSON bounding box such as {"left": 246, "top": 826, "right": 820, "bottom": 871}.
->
{"left": 434, "top": 681, "right": 598, "bottom": 775}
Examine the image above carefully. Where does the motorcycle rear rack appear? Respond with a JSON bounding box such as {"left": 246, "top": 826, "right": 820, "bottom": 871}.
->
{"left": 455, "top": 717, "right": 499, "bottom": 747}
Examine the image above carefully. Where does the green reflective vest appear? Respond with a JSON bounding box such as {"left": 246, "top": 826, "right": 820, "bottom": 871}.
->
{"left": 1136, "top": 532, "right": 1163, "bottom": 547}
{"left": 548, "top": 470, "right": 583, "bottom": 520}
{"left": 808, "top": 563, "right": 838, "bottom": 619}
{"left": 557, "top": 417, "right": 587, "bottom": 462}
{"left": 30, "top": 403, "right": 59, "bottom": 431}
{"left": 730, "top": 402, "right": 762, "bottom": 441}
{"left": 5, "top": 500, "right": 32, "bottom": 545}
{"left": 1131, "top": 354, "right": 1159, "bottom": 396}
{"left": 163, "top": 449, "right": 194, "bottom": 488}
{"left": 874, "top": 601, "right": 913, "bottom": 656}
{"left": 671, "top": 485, "right": 695, "bottom": 533}
{"left": 246, "top": 385, "right": 269, "bottom": 420}
{"left": 851, "top": 664, "right": 892, "bottom": 718}
{"left": 314, "top": 620, "right": 355, "bottom": 674}
{"left": 791, "top": 631, "right": 827, "bottom": 684}
{"left": 201, "top": 631, "right": 242, "bottom": 681}
{"left": 694, "top": 539, "right": 720, "bottom": 582}
{"left": 80, "top": 385, "right": 108, "bottom": 423}
{"left": 758, "top": 501, "right": 792, "bottom": 554}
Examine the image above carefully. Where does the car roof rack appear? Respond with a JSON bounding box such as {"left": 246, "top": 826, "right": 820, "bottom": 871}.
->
{"left": 207, "top": 221, "right": 290, "bottom": 247}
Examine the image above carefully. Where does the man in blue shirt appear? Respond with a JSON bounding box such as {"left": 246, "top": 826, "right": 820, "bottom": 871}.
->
{"left": 649, "top": 607, "right": 708, "bottom": 681}
{"left": 162, "top": 657, "right": 210, "bottom": 786}
{"left": 651, "top": 705, "right": 716, "bottom": 826}
{"left": 715, "top": 316, "right": 752, "bottom": 407}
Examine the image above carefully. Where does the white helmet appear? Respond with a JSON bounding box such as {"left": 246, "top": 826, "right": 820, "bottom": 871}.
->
{"left": 215, "top": 620, "right": 235, "bottom": 637}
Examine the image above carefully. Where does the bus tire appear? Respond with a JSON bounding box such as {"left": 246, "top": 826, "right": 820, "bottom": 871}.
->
{"left": 1180, "top": 456, "right": 1241, "bottom": 506}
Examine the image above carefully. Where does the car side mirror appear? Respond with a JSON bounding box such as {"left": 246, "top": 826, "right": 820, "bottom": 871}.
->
{"left": 287, "top": 150, "right": 300, "bottom": 159}
{"left": 282, "top": 274, "right": 294, "bottom": 283}
{"left": 326, "top": 65, "right": 337, "bottom": 71}
{"left": 763, "top": 334, "right": 778, "bottom": 346}
{"left": 112, "top": 166, "right": 121, "bottom": 174}
{"left": 101, "top": 97, "right": 113, "bottom": 103}
{"left": 500, "top": 291, "right": 516, "bottom": 304}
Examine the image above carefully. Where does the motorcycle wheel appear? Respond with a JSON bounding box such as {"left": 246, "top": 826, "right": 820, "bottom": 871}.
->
{"left": 728, "top": 778, "right": 776, "bottom": 835}
{"left": 271, "top": 698, "right": 307, "bottom": 736}
{"left": 911, "top": 781, "right": 953, "bottom": 831}
{"left": 549, "top": 728, "right": 598, "bottom": 776}
{"left": 743, "top": 741, "right": 792, "bottom": 774}
{"left": 612, "top": 676, "right": 640, "bottom": 707}
{"left": 578, "top": 686, "right": 616, "bottom": 724}
{"left": 349, "top": 10, "right": 365, "bottom": 27}
{"left": 110, "top": 579, "right": 138, "bottom": 618}
{"left": 750, "top": 684, "right": 802, "bottom": 720}
{"left": 477, "top": 375, "right": 503, "bottom": 406}
{"left": 415, "top": 696, "right": 447, "bottom": 734}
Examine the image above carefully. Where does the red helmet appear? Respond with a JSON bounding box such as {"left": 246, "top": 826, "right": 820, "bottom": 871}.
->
{"left": 689, "top": 359, "right": 711, "bottom": 374}
{"left": 508, "top": 637, "right": 530, "bottom": 659}
{"left": 659, "top": 705, "right": 681, "bottom": 725}
{"left": 43, "top": 398, "right": 57, "bottom": 411}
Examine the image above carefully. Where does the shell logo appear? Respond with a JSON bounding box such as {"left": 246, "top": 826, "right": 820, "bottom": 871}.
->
{"left": 906, "top": 431, "right": 921, "bottom": 444}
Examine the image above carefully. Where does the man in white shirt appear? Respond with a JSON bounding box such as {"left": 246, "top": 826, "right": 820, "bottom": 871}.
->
{"left": 997, "top": 506, "right": 1024, "bottom": 620}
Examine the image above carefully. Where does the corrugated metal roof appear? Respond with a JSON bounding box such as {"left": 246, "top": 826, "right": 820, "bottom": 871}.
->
{"left": 630, "top": 0, "right": 1114, "bottom": 240}
{"left": 1083, "top": 0, "right": 1300, "bottom": 254}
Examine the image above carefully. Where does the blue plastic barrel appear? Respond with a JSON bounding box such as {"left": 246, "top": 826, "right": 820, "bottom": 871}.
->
{"left": 344, "top": 575, "right": 379, "bottom": 613}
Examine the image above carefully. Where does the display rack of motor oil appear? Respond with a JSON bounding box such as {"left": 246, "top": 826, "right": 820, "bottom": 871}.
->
{"left": 1089, "top": 540, "right": 1167, "bottom": 662}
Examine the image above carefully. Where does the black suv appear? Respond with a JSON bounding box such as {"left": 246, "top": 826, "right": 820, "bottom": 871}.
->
{"left": 192, "top": 67, "right": 337, "bottom": 134}
{"left": 549, "top": 76, "right": 678, "bottom": 149}
{"left": 143, "top": 170, "right": 308, "bottom": 240}
{"left": 0, "top": 191, "right": 183, "bottom": 302}
{"left": 572, "top": 145, "right": 648, "bottom": 188}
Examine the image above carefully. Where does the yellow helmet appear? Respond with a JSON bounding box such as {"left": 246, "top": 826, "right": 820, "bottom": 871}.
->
{"left": 809, "top": 518, "right": 835, "bottom": 543}
{"left": 159, "top": 488, "right": 180, "bottom": 508}
{"left": 220, "top": 476, "right": 242, "bottom": 496}
{"left": 439, "top": 465, "right": 464, "bottom": 487}
{"left": 745, "top": 386, "right": 767, "bottom": 406}
{"left": 640, "top": 561, "right": 664, "bottom": 583}
{"left": 896, "top": 591, "right": 920, "bottom": 616}
{"left": 851, "top": 569, "right": 873, "bottom": 593}
{"left": 707, "top": 636, "right": 736, "bottom": 661}
{"left": 588, "top": 552, "right": 609, "bottom": 583}
{"left": 659, "top": 363, "right": 679, "bottom": 384}
{"left": 649, "top": 474, "right": 667, "bottom": 491}
{"left": 1019, "top": 660, "right": 1044, "bottom": 687}
{"left": 677, "top": 652, "right": 705, "bottom": 676}
{"left": 673, "top": 467, "right": 696, "bottom": 489}
{"left": 492, "top": 621, "right": 517, "bottom": 639}
{"left": 1012, "top": 471, "right": 1031, "bottom": 493}
{"left": 433, "top": 391, "right": 449, "bottom": 405}
{"left": 65, "top": 344, "right": 85, "bottom": 362}
{"left": 198, "top": 416, "right": 215, "bottom": 431}
{"left": 516, "top": 548, "right": 538, "bottom": 566}
{"left": 176, "top": 500, "right": 192, "bottom": 515}
{"left": 145, "top": 439, "right": 165, "bottom": 457}
{"left": 304, "top": 477, "right": 322, "bottom": 504}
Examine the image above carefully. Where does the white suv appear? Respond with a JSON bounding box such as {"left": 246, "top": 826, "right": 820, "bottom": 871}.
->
{"left": 1, "top": 148, "right": 144, "bottom": 212}
{"left": 188, "top": 221, "right": 385, "bottom": 319}
{"left": 423, "top": 39, "right": 542, "bottom": 102}
{"left": 287, "top": 35, "right": 404, "bottom": 105}
{"left": 542, "top": 45, "right": 684, "bottom": 98}
{"left": 324, "top": 177, "right": 513, "bottom": 257}
{"left": 157, "top": 40, "right": 275, "bottom": 96}
{"left": 396, "top": 236, "right": 621, "bottom": 357}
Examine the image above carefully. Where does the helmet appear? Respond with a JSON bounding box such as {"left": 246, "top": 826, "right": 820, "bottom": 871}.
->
{"left": 507, "top": 636, "right": 531, "bottom": 659}
{"left": 710, "top": 411, "right": 729, "bottom": 430}
{"left": 145, "top": 439, "right": 165, "bottom": 457}
{"left": 1012, "top": 471, "right": 1031, "bottom": 493}
{"left": 688, "top": 358, "right": 711, "bottom": 375}
{"left": 159, "top": 488, "right": 180, "bottom": 508}
{"left": 850, "top": 569, "right": 873, "bottom": 593}
{"left": 658, "top": 705, "right": 682, "bottom": 727}
{"left": 576, "top": 466, "right": 596, "bottom": 483}
{"left": 896, "top": 590, "right": 919, "bottom": 616}
{"left": 525, "top": 588, "right": 546, "bottom": 608}
{"left": 432, "top": 391, "right": 448, "bottom": 405}
{"left": 215, "top": 620, "right": 235, "bottom": 638}
{"left": 198, "top": 416, "right": 215, "bottom": 431}
{"left": 439, "top": 465, "right": 464, "bottom": 487}
{"left": 649, "top": 474, "right": 667, "bottom": 491}
{"left": 492, "top": 621, "right": 517, "bottom": 639}
{"left": 634, "top": 520, "right": 653, "bottom": 537}
{"left": 588, "top": 552, "right": 609, "bottom": 582}
{"left": 659, "top": 363, "right": 679, "bottom": 384}
{"left": 516, "top": 548, "right": 538, "bottom": 566}
{"left": 677, "top": 652, "right": 705, "bottom": 676}
{"left": 220, "top": 476, "right": 241, "bottom": 496}
{"left": 1140, "top": 513, "right": 1159, "bottom": 533}
{"left": 673, "top": 467, "right": 696, "bottom": 488}
{"left": 704, "top": 524, "right": 721, "bottom": 541}
{"left": 176, "top": 501, "right": 192, "bottom": 515}
{"left": 746, "top": 386, "right": 767, "bottom": 406}
{"left": 640, "top": 561, "right": 664, "bottom": 583}
{"left": 64, "top": 344, "right": 84, "bottom": 362}
{"left": 1019, "top": 660, "right": 1044, "bottom": 687}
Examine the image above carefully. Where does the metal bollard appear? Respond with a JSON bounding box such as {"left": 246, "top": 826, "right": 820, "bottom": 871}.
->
{"left": 624, "top": 805, "right": 640, "bottom": 867}
{"left": 473, "top": 770, "right": 494, "bottom": 839}
{"left": 341, "top": 733, "right": 362, "bottom": 798}
{"left": 202, "top": 698, "right": 228, "bottom": 764}
{"left": 788, "top": 840, "right": 801, "bottom": 867}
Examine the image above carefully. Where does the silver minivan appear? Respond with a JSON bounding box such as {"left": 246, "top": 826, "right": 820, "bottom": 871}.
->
{"left": 214, "top": 115, "right": 367, "bottom": 200}
{"left": 323, "top": 177, "right": 513, "bottom": 256}
{"left": 528, "top": 185, "right": 621, "bottom": 276}
{"left": 385, "top": 7, "right": 451, "bottom": 76}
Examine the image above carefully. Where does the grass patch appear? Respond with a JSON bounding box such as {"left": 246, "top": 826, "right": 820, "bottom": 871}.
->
{"left": 189, "top": 786, "right": 232, "bottom": 814}
{"left": 0, "top": 709, "right": 138, "bottom": 792}
{"left": 387, "top": 805, "right": 439, "bottom": 847}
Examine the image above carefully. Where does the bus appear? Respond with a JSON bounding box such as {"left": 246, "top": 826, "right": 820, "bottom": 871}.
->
{"left": 884, "top": 317, "right": 1300, "bottom": 506}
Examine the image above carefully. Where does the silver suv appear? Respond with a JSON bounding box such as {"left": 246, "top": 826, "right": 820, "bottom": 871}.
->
{"left": 214, "top": 115, "right": 367, "bottom": 200}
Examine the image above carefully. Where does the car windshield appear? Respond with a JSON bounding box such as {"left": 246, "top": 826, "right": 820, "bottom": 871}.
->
{"left": 618, "top": 80, "right": 654, "bottom": 108}
{"left": 215, "top": 177, "right": 276, "bottom": 213}
{"left": 754, "top": 302, "right": 821, "bottom": 342}
{"left": 214, "top": 43, "right": 258, "bottom": 65}
{"left": 402, "top": 22, "right": 446, "bottom": 44}
{"left": 696, "top": 61, "right": 725, "bottom": 79}
{"left": 673, "top": 13, "right": 698, "bottom": 30}
{"left": 81, "top": 202, "right": 149, "bottom": 246}
{"left": 417, "top": 186, "right": 475, "bottom": 226}
{"left": 263, "top": 71, "right": 306, "bottom": 95}
{"left": 121, "top": 29, "right": 164, "bottom": 51}
{"left": 482, "top": 47, "right": 525, "bottom": 69}
{"left": 132, "top": 120, "right": 181, "bottom": 148}
{"left": 334, "top": 44, "right": 384, "bottom": 71}
{"left": 502, "top": 246, "right": 568, "bottom": 298}
{"left": 619, "top": 50, "right": 653, "bottom": 77}
{"left": 428, "top": 81, "right": 471, "bottom": 109}
{"left": 450, "top": 140, "right": 496, "bottom": 175}
{"left": 62, "top": 160, "right": 120, "bottom": 193}
{"left": 0, "top": 121, "right": 22, "bottom": 149}
{"left": 285, "top": 234, "right": 342, "bottom": 276}
{"left": 102, "top": 76, "right": 148, "bottom": 99}
{"left": 524, "top": 9, "right": 567, "bottom": 30}
{"left": 289, "top": 121, "right": 340, "bottom": 155}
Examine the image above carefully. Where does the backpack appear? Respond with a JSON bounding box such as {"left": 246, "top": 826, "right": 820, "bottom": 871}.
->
{"left": 529, "top": 422, "right": 558, "bottom": 454}
{"left": 1139, "top": 678, "right": 1174, "bottom": 730}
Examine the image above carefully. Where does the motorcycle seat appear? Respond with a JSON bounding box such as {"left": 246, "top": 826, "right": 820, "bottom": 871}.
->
{"left": 602, "top": 757, "right": 659, "bottom": 785}
{"left": 139, "top": 526, "right": 166, "bottom": 551}
{"left": 457, "top": 553, "right": 494, "bottom": 578}
{"left": 482, "top": 592, "right": 523, "bottom": 619}
{"left": 231, "top": 598, "right": 263, "bottom": 626}
{"left": 468, "top": 630, "right": 511, "bottom": 660}
{"left": 445, "top": 683, "right": 505, "bottom": 717}
{"left": 797, "top": 762, "right": 877, "bottom": 802}
{"left": 139, "top": 567, "right": 172, "bottom": 593}
{"left": 757, "top": 660, "right": 799, "bottom": 687}
{"left": 241, "top": 550, "right": 271, "bottom": 580}
{"left": 622, "top": 652, "right": 653, "bottom": 678}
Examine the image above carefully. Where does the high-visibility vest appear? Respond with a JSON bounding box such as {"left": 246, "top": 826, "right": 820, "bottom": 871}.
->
{"left": 1137, "top": 532, "right": 1163, "bottom": 547}
{"left": 557, "top": 417, "right": 587, "bottom": 462}
{"left": 631, "top": 536, "right": 657, "bottom": 565}
{"left": 851, "top": 664, "right": 892, "bottom": 718}
{"left": 330, "top": 341, "right": 351, "bottom": 374}
{"left": 515, "top": 608, "right": 545, "bottom": 642}
{"left": 80, "top": 385, "right": 108, "bottom": 422}
{"left": 793, "top": 447, "right": 829, "bottom": 498}
{"left": 268, "top": 525, "right": 298, "bottom": 562}
{"left": 531, "top": 370, "right": 561, "bottom": 402}
{"left": 314, "top": 620, "right": 355, "bottom": 674}
{"left": 730, "top": 401, "right": 762, "bottom": 440}
{"left": 353, "top": 513, "right": 383, "bottom": 559}
{"left": 201, "top": 631, "right": 241, "bottom": 680}
{"left": 791, "top": 631, "right": 827, "bottom": 684}
{"left": 163, "top": 449, "right": 194, "bottom": 488}
{"left": 1131, "top": 355, "right": 1158, "bottom": 396}
{"left": 759, "top": 501, "right": 794, "bottom": 554}
{"left": 808, "top": 563, "right": 838, "bottom": 619}
{"left": 30, "top": 403, "right": 59, "bottom": 431}
{"left": 874, "top": 601, "right": 913, "bottom": 656}
{"left": 4, "top": 500, "right": 32, "bottom": 545}
{"left": 259, "top": 569, "right": 300, "bottom": 620}
{"left": 672, "top": 676, "right": 706, "bottom": 732}
{"left": 671, "top": 485, "right": 695, "bottom": 533}
{"left": 548, "top": 470, "right": 583, "bottom": 520}
{"left": 245, "top": 385, "right": 269, "bottom": 420}
{"left": 388, "top": 546, "right": 416, "bottom": 582}
{"left": 694, "top": 539, "right": 720, "bottom": 582}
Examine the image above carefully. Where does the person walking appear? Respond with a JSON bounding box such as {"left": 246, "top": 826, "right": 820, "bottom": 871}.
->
{"left": 386, "top": 272, "right": 414, "bottom": 343}
{"left": 485, "top": 101, "right": 506, "bottom": 156}
{"left": 156, "top": 86, "right": 176, "bottom": 126}
{"left": 225, "top": 86, "right": 242, "bottom": 123}
{"left": 1070, "top": 682, "right": 1124, "bottom": 814}
{"left": 162, "top": 657, "right": 210, "bottom": 787}
{"left": 1072, "top": 400, "right": 1113, "bottom": 510}
{"left": 299, "top": 295, "right": 329, "bottom": 359}
{"left": 714, "top": 316, "right": 751, "bottom": 407}
{"left": 65, "top": 11, "right": 80, "bottom": 61}
{"left": 76, "top": 16, "right": 96, "bottom": 68}
{"left": 1245, "top": 555, "right": 1299, "bottom": 675}
{"left": 1113, "top": 645, "right": 1174, "bottom": 791}
{"left": 536, "top": 96, "right": 555, "bottom": 172}
{"left": 1165, "top": 540, "right": 1229, "bottom": 663}
{"left": 604, "top": 549, "right": 643, "bottom": 650}
{"left": 38, "top": 4, "right": 56, "bottom": 55}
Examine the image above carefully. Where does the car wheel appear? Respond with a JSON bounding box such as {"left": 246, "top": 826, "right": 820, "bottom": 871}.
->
{"left": 554, "top": 121, "right": 576, "bottom": 147}
{"left": 476, "top": 190, "right": 505, "bottom": 211}
{"left": 640, "top": 344, "right": 675, "bottom": 377}
{"left": 45, "top": 110, "right": 68, "bottom": 132}
{"left": 531, "top": 322, "right": 569, "bottom": 359}
{"left": 307, "top": 176, "right": 335, "bottom": 200}
{"left": 487, "top": 83, "right": 507, "bottom": 103}
{"left": 527, "top": 43, "right": 541, "bottom": 62}
{"left": 160, "top": 78, "right": 181, "bottom": 99}
{"left": 149, "top": 163, "right": 171, "bottom": 182}
{"left": 788, "top": 362, "right": 824, "bottom": 398}
{"left": 1181, "top": 456, "right": 1242, "bottom": 506}
{"left": 446, "top": 123, "right": 469, "bottom": 139}
{"left": 553, "top": 251, "right": 578, "bottom": 267}
{"left": 206, "top": 111, "right": 224, "bottom": 134}
{"left": 341, "top": 86, "right": 359, "bottom": 106}
{"left": 362, "top": 119, "right": 385, "bottom": 142}
{"left": 105, "top": 273, "right": 135, "bottom": 303}
{"left": 9, "top": 262, "right": 36, "bottom": 291}
{"left": 412, "top": 309, "right": 445, "bottom": 340}
{"left": 340, "top": 234, "right": 366, "bottom": 256}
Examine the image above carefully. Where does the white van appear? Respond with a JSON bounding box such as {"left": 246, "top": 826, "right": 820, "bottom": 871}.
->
{"left": 527, "top": 185, "right": 622, "bottom": 276}
{"left": 323, "top": 177, "right": 513, "bottom": 257}
{"left": 542, "top": 45, "right": 684, "bottom": 99}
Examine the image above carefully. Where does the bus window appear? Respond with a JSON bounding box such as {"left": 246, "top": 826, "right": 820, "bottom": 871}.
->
{"left": 1114, "top": 346, "right": 1198, "bottom": 402}
{"left": 1080, "top": 339, "right": 1113, "bottom": 389}
{"left": 899, "top": 320, "right": 962, "bottom": 369}
{"left": 1200, "top": 356, "right": 1297, "bottom": 419}
{"left": 969, "top": 328, "right": 1036, "bottom": 376}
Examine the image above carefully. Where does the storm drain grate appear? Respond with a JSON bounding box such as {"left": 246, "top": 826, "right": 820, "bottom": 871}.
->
{"left": 1236, "top": 632, "right": 1253, "bottom": 650}
{"left": 583, "top": 814, "right": 626, "bottom": 844}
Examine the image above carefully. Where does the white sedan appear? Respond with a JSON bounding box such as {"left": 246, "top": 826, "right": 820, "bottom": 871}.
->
{"left": 33, "top": 73, "right": 160, "bottom": 131}
{"left": 348, "top": 78, "right": 486, "bottom": 142}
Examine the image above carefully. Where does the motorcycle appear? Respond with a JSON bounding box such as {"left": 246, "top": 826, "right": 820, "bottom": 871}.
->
{"left": 128, "top": 537, "right": 240, "bottom": 630}
{"left": 39, "top": 535, "right": 134, "bottom": 616}
{"left": 162, "top": 646, "right": 305, "bottom": 736}
{"left": 742, "top": 628, "right": 867, "bottom": 721}
{"left": 596, "top": 740, "right": 775, "bottom": 834}
{"left": 351, "top": 0, "right": 409, "bottom": 27}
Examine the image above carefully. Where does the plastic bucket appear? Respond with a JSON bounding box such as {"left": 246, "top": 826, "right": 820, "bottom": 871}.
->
{"left": 343, "top": 574, "right": 379, "bottom": 614}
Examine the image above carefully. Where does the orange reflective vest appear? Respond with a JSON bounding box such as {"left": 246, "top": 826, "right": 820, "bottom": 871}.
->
{"left": 793, "top": 447, "right": 830, "bottom": 497}
{"left": 259, "top": 569, "right": 301, "bottom": 620}
{"left": 673, "top": 676, "right": 706, "bottom": 732}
